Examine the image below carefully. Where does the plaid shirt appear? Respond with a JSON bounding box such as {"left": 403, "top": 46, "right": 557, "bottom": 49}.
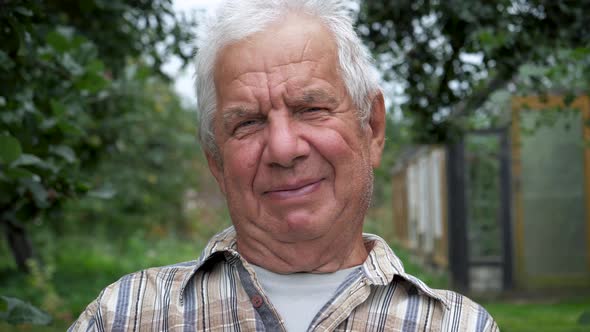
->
{"left": 69, "top": 227, "right": 498, "bottom": 331}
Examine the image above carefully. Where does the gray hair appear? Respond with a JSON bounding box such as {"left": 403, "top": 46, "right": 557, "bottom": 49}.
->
{"left": 195, "top": 0, "right": 380, "bottom": 159}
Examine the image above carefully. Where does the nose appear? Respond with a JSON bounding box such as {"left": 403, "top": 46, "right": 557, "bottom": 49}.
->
{"left": 263, "top": 112, "right": 310, "bottom": 168}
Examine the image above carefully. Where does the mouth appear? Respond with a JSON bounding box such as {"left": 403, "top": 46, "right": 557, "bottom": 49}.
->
{"left": 263, "top": 179, "right": 324, "bottom": 200}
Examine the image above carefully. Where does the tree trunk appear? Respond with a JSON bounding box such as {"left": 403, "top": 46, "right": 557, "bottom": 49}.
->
{"left": 2, "top": 219, "right": 34, "bottom": 273}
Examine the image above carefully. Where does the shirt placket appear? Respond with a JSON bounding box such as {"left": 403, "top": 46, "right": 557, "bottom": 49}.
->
{"left": 227, "top": 251, "right": 288, "bottom": 332}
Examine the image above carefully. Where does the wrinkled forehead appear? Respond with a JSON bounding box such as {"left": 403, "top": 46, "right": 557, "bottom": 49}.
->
{"left": 213, "top": 13, "right": 340, "bottom": 84}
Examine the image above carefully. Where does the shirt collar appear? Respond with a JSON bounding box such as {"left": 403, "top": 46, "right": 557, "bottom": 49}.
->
{"left": 179, "top": 227, "right": 238, "bottom": 303}
{"left": 180, "top": 227, "right": 448, "bottom": 309}
{"left": 360, "top": 233, "right": 449, "bottom": 309}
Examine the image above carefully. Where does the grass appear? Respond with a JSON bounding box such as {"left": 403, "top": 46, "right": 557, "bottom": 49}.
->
{"left": 484, "top": 298, "right": 590, "bottom": 332}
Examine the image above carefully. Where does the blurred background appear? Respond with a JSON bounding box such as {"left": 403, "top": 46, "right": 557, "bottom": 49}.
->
{"left": 1, "top": 0, "right": 589, "bottom": 331}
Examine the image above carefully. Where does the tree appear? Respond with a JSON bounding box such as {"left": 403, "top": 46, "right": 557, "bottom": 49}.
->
{"left": 358, "top": 0, "right": 590, "bottom": 143}
{"left": 0, "top": 0, "right": 197, "bottom": 271}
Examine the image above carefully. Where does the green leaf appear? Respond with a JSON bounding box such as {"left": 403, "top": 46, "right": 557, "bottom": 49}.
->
{"left": 0, "top": 182, "right": 13, "bottom": 204}
{"left": 0, "top": 50, "right": 15, "bottom": 71}
{"left": 579, "top": 310, "right": 590, "bottom": 325}
{"left": 75, "top": 72, "right": 108, "bottom": 93}
{"left": 50, "top": 145, "right": 77, "bottom": 163}
{"left": 14, "top": 6, "right": 34, "bottom": 17}
{"left": 76, "top": 182, "right": 91, "bottom": 192}
{"left": 0, "top": 135, "right": 22, "bottom": 164}
{"left": 519, "top": 64, "right": 547, "bottom": 78}
{"left": 0, "top": 296, "right": 52, "bottom": 326}
{"left": 136, "top": 65, "right": 152, "bottom": 81}
{"left": 86, "top": 59, "right": 105, "bottom": 75}
{"left": 3, "top": 167, "right": 36, "bottom": 180}
{"left": 23, "top": 180, "right": 49, "bottom": 208}
{"left": 40, "top": 118, "right": 58, "bottom": 130}
{"left": 4, "top": 18, "right": 22, "bottom": 55}
{"left": 61, "top": 53, "right": 84, "bottom": 76}
{"left": 79, "top": 0, "right": 96, "bottom": 13}
{"left": 45, "top": 27, "right": 75, "bottom": 53}
{"left": 563, "top": 93, "right": 576, "bottom": 106}
{"left": 0, "top": 297, "right": 7, "bottom": 311}
{"left": 88, "top": 184, "right": 116, "bottom": 199}
{"left": 11, "top": 154, "right": 58, "bottom": 174}
{"left": 87, "top": 135, "right": 102, "bottom": 147}
{"left": 11, "top": 154, "right": 44, "bottom": 167}
{"left": 572, "top": 47, "right": 590, "bottom": 61}
{"left": 50, "top": 99, "right": 67, "bottom": 117}
{"left": 58, "top": 119, "right": 86, "bottom": 136}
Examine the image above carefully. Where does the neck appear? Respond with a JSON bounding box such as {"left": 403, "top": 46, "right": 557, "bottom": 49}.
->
{"left": 236, "top": 230, "right": 368, "bottom": 274}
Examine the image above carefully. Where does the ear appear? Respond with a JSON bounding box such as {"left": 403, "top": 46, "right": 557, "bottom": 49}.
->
{"left": 367, "top": 91, "right": 386, "bottom": 168}
{"left": 206, "top": 152, "right": 226, "bottom": 195}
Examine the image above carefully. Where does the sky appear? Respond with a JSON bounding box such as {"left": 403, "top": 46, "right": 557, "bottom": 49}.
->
{"left": 164, "top": 0, "right": 223, "bottom": 105}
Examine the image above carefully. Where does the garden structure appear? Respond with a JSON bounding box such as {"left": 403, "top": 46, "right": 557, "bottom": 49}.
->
{"left": 391, "top": 95, "right": 590, "bottom": 294}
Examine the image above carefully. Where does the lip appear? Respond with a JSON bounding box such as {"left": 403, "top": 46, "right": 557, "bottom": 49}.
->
{"left": 263, "top": 179, "right": 324, "bottom": 200}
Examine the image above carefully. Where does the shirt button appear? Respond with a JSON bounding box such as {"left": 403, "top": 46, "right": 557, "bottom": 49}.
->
{"left": 251, "top": 295, "right": 264, "bottom": 308}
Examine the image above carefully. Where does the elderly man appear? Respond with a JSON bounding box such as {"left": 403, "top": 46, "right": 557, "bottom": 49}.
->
{"left": 71, "top": 0, "right": 498, "bottom": 331}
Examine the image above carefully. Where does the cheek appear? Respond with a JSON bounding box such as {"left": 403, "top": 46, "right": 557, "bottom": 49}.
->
{"left": 305, "top": 123, "right": 365, "bottom": 165}
{"left": 303, "top": 124, "right": 372, "bottom": 192}
{"left": 222, "top": 140, "right": 263, "bottom": 188}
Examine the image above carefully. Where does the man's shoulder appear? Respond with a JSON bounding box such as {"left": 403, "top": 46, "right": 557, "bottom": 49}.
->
{"left": 97, "top": 227, "right": 239, "bottom": 296}
{"left": 87, "top": 228, "right": 238, "bottom": 306}
{"left": 83, "top": 260, "right": 198, "bottom": 309}
{"left": 435, "top": 288, "right": 499, "bottom": 331}
{"left": 417, "top": 285, "right": 498, "bottom": 331}
{"left": 430, "top": 287, "right": 488, "bottom": 312}
{"left": 104, "top": 260, "right": 200, "bottom": 289}
{"left": 361, "top": 233, "right": 498, "bottom": 331}
{"left": 69, "top": 260, "right": 203, "bottom": 331}
{"left": 375, "top": 278, "right": 498, "bottom": 331}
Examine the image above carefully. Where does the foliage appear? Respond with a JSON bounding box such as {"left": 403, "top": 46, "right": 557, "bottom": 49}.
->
{"left": 0, "top": 295, "right": 52, "bottom": 326}
{"left": 58, "top": 71, "right": 207, "bottom": 237}
{"left": 0, "top": 66, "right": 221, "bottom": 322}
{"left": 0, "top": 65, "right": 227, "bottom": 321}
{"left": 0, "top": 0, "right": 197, "bottom": 270}
{"left": 358, "top": 0, "right": 590, "bottom": 142}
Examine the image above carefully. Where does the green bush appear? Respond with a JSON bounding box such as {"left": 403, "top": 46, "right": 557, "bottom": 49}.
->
{"left": 0, "top": 0, "right": 197, "bottom": 271}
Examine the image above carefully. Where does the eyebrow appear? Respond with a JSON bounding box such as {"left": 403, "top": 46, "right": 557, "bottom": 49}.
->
{"left": 220, "top": 89, "right": 338, "bottom": 129}
{"left": 220, "top": 105, "right": 258, "bottom": 130}
{"left": 289, "top": 89, "right": 338, "bottom": 107}
{"left": 222, "top": 105, "right": 256, "bottom": 122}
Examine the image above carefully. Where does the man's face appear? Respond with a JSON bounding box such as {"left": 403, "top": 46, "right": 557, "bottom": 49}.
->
{"left": 208, "top": 15, "right": 384, "bottom": 246}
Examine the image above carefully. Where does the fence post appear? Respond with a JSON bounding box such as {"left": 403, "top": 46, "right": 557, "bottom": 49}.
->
{"left": 446, "top": 140, "right": 469, "bottom": 291}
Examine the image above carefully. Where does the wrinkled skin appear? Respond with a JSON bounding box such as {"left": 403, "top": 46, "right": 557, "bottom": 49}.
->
{"left": 207, "top": 14, "right": 386, "bottom": 273}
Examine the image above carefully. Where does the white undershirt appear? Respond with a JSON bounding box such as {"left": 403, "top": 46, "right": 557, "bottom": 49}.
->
{"left": 251, "top": 265, "right": 360, "bottom": 332}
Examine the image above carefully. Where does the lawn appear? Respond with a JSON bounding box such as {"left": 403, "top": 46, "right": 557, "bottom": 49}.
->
{"left": 484, "top": 298, "right": 590, "bottom": 332}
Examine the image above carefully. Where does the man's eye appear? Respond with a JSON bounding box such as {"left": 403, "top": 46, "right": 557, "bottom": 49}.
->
{"left": 233, "top": 119, "right": 262, "bottom": 134}
{"left": 303, "top": 107, "right": 322, "bottom": 113}
{"left": 299, "top": 107, "right": 329, "bottom": 116}
{"left": 237, "top": 119, "right": 258, "bottom": 128}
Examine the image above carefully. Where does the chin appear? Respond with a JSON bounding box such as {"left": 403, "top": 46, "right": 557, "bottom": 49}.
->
{"left": 279, "top": 217, "right": 332, "bottom": 242}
